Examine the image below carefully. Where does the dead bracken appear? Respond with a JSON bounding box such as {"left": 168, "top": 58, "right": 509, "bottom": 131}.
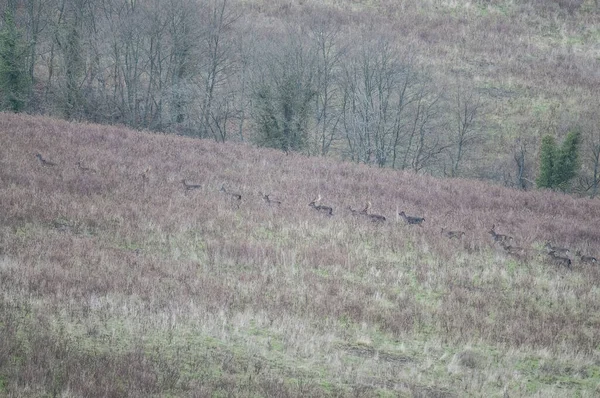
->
{"left": 3, "top": 113, "right": 599, "bottom": 397}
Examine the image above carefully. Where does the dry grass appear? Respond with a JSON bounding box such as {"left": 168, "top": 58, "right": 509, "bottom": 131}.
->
{"left": 244, "top": 0, "right": 600, "bottom": 92}
{"left": 1, "top": 112, "right": 600, "bottom": 396}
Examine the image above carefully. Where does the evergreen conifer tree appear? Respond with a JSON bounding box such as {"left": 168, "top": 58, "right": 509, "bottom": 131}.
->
{"left": 536, "top": 135, "right": 557, "bottom": 189}
{"left": 555, "top": 130, "right": 581, "bottom": 191}
{"left": 536, "top": 130, "right": 581, "bottom": 191}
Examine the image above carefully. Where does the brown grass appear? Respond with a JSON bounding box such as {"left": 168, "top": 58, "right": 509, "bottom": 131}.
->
{"left": 1, "top": 112, "right": 600, "bottom": 396}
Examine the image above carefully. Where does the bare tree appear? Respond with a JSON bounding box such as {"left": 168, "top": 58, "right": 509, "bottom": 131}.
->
{"left": 139, "top": 0, "right": 169, "bottom": 130}
{"left": 231, "top": 18, "right": 256, "bottom": 142}
{"left": 340, "top": 36, "right": 401, "bottom": 166}
{"left": 577, "top": 105, "right": 600, "bottom": 198}
{"left": 308, "top": 16, "right": 344, "bottom": 156}
{"left": 101, "top": 0, "right": 149, "bottom": 127}
{"left": 400, "top": 82, "right": 446, "bottom": 173}
{"left": 197, "top": 0, "right": 239, "bottom": 141}
{"left": 513, "top": 138, "right": 528, "bottom": 189}
{"left": 53, "top": 0, "right": 93, "bottom": 120}
{"left": 505, "top": 135, "right": 538, "bottom": 190}
{"left": 25, "top": 0, "right": 53, "bottom": 93}
{"left": 389, "top": 52, "right": 418, "bottom": 169}
{"left": 584, "top": 135, "right": 600, "bottom": 198}
{"left": 165, "top": 0, "right": 204, "bottom": 130}
{"left": 446, "top": 81, "right": 483, "bottom": 177}
{"left": 340, "top": 34, "right": 444, "bottom": 173}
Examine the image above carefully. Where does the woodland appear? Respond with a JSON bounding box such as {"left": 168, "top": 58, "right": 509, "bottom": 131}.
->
{"left": 1, "top": 0, "right": 600, "bottom": 194}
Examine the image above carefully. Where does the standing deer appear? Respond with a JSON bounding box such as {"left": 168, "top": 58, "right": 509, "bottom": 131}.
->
{"left": 260, "top": 192, "right": 282, "bottom": 206}
{"left": 362, "top": 201, "right": 386, "bottom": 223}
{"left": 488, "top": 225, "right": 513, "bottom": 243}
{"left": 576, "top": 251, "right": 597, "bottom": 265}
{"left": 347, "top": 206, "right": 361, "bottom": 216}
{"left": 36, "top": 153, "right": 57, "bottom": 167}
{"left": 361, "top": 201, "right": 371, "bottom": 214}
{"left": 309, "top": 195, "right": 333, "bottom": 216}
{"left": 441, "top": 228, "right": 465, "bottom": 239}
{"left": 181, "top": 179, "right": 202, "bottom": 191}
{"left": 77, "top": 160, "right": 97, "bottom": 173}
{"left": 499, "top": 240, "right": 528, "bottom": 257}
{"left": 547, "top": 250, "right": 572, "bottom": 270}
{"left": 544, "top": 242, "right": 570, "bottom": 257}
{"left": 219, "top": 185, "right": 242, "bottom": 209}
{"left": 140, "top": 166, "right": 152, "bottom": 181}
{"left": 399, "top": 211, "right": 425, "bottom": 226}
{"left": 366, "top": 213, "right": 386, "bottom": 223}
{"left": 220, "top": 184, "right": 242, "bottom": 201}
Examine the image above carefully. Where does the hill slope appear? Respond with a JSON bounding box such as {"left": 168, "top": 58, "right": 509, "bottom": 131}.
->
{"left": 1, "top": 113, "right": 600, "bottom": 396}
{"left": 7, "top": 0, "right": 600, "bottom": 185}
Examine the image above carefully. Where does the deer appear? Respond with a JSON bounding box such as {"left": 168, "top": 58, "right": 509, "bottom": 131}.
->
{"left": 259, "top": 192, "right": 282, "bottom": 206}
{"left": 360, "top": 201, "right": 386, "bottom": 223}
{"left": 575, "top": 251, "right": 597, "bottom": 265}
{"left": 76, "top": 160, "right": 97, "bottom": 173}
{"left": 366, "top": 212, "right": 386, "bottom": 223}
{"left": 361, "top": 201, "right": 371, "bottom": 214}
{"left": 547, "top": 250, "right": 572, "bottom": 270}
{"left": 499, "top": 240, "right": 528, "bottom": 257}
{"left": 544, "top": 242, "right": 570, "bottom": 257}
{"left": 365, "top": 202, "right": 386, "bottom": 223}
{"left": 36, "top": 153, "right": 57, "bottom": 167}
{"left": 309, "top": 195, "right": 333, "bottom": 216}
{"left": 488, "top": 225, "right": 513, "bottom": 243}
{"left": 399, "top": 211, "right": 425, "bottom": 226}
{"left": 181, "top": 179, "right": 202, "bottom": 191}
{"left": 140, "top": 166, "right": 152, "bottom": 182}
{"left": 441, "top": 228, "right": 465, "bottom": 239}
{"left": 347, "top": 206, "right": 361, "bottom": 216}
{"left": 220, "top": 184, "right": 242, "bottom": 201}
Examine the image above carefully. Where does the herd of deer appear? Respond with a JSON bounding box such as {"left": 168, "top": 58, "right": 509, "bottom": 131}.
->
{"left": 488, "top": 224, "right": 597, "bottom": 269}
{"left": 37, "top": 153, "right": 99, "bottom": 173}
{"left": 311, "top": 195, "right": 425, "bottom": 226}
{"left": 36, "top": 153, "right": 597, "bottom": 270}
{"left": 277, "top": 195, "right": 596, "bottom": 270}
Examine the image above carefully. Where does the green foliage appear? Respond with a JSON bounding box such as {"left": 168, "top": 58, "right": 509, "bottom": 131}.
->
{"left": 536, "top": 135, "right": 557, "bottom": 189}
{"left": 252, "top": 38, "right": 316, "bottom": 153}
{"left": 253, "top": 77, "right": 315, "bottom": 153}
{"left": 254, "top": 84, "right": 283, "bottom": 149}
{"left": 555, "top": 129, "right": 581, "bottom": 191}
{"left": 536, "top": 130, "right": 581, "bottom": 191}
{"left": 0, "top": 10, "right": 30, "bottom": 112}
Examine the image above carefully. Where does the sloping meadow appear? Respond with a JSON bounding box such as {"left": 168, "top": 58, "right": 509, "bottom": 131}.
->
{"left": 1, "top": 113, "right": 599, "bottom": 396}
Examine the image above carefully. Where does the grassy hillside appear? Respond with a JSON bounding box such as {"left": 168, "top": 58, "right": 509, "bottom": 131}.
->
{"left": 1, "top": 112, "right": 600, "bottom": 396}
{"left": 247, "top": 0, "right": 600, "bottom": 97}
